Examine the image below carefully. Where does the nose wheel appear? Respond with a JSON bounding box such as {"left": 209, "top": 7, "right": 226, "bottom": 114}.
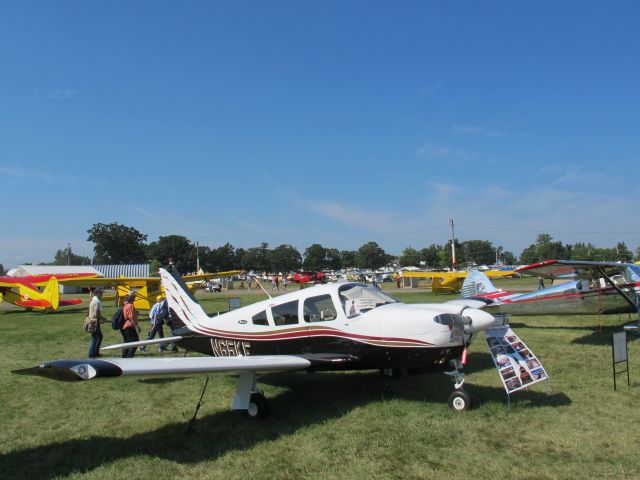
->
{"left": 448, "top": 388, "right": 472, "bottom": 411}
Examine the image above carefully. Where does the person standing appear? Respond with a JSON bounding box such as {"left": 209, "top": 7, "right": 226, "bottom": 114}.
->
{"left": 140, "top": 295, "right": 166, "bottom": 353}
{"left": 121, "top": 291, "right": 141, "bottom": 358}
{"left": 158, "top": 297, "right": 179, "bottom": 352}
{"left": 87, "top": 287, "right": 106, "bottom": 358}
{"left": 282, "top": 274, "right": 288, "bottom": 290}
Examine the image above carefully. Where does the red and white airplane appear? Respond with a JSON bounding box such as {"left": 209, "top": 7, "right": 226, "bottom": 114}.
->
{"left": 458, "top": 260, "right": 640, "bottom": 318}
{"left": 14, "top": 268, "right": 547, "bottom": 417}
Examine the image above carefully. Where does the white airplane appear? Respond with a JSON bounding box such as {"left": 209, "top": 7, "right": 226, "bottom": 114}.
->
{"left": 14, "top": 268, "right": 545, "bottom": 418}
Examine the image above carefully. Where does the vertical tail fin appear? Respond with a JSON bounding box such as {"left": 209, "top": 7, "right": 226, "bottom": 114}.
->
{"left": 461, "top": 270, "right": 499, "bottom": 298}
{"left": 159, "top": 268, "right": 211, "bottom": 334}
{"left": 42, "top": 276, "right": 60, "bottom": 311}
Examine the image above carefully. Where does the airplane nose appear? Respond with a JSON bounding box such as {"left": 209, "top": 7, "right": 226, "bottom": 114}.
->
{"left": 463, "top": 308, "right": 496, "bottom": 333}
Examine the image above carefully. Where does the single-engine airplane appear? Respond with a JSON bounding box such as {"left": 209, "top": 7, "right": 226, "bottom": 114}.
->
{"left": 457, "top": 260, "right": 640, "bottom": 319}
{"left": 59, "top": 270, "right": 242, "bottom": 310}
{"left": 291, "top": 271, "right": 326, "bottom": 284}
{"left": 0, "top": 273, "right": 99, "bottom": 312}
{"left": 14, "top": 268, "right": 548, "bottom": 418}
{"left": 402, "top": 270, "right": 514, "bottom": 294}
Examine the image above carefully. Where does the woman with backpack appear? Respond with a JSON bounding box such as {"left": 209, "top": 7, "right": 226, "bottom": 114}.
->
{"left": 121, "top": 291, "right": 141, "bottom": 358}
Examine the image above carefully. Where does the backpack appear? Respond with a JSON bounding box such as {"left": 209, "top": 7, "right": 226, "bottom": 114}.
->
{"left": 111, "top": 306, "right": 125, "bottom": 330}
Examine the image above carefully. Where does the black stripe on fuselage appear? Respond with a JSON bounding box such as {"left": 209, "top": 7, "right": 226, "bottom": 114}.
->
{"left": 176, "top": 334, "right": 463, "bottom": 372}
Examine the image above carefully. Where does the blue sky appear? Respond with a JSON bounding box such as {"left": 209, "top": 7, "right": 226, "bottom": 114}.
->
{"left": 1, "top": 1, "right": 639, "bottom": 268}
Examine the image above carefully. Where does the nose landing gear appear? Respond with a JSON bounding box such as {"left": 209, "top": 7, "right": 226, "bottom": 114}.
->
{"left": 445, "top": 358, "right": 472, "bottom": 411}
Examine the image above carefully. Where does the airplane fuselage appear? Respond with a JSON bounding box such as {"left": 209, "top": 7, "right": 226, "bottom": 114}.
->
{"left": 169, "top": 282, "right": 495, "bottom": 372}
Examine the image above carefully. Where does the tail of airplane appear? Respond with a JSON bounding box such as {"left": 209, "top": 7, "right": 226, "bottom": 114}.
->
{"left": 159, "top": 268, "right": 211, "bottom": 334}
{"left": 460, "top": 270, "right": 499, "bottom": 297}
{"left": 42, "top": 276, "right": 60, "bottom": 311}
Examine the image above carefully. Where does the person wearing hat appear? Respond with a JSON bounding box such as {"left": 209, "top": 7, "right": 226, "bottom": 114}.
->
{"left": 121, "top": 291, "right": 141, "bottom": 358}
{"left": 140, "top": 295, "right": 167, "bottom": 352}
{"left": 87, "top": 287, "right": 106, "bottom": 358}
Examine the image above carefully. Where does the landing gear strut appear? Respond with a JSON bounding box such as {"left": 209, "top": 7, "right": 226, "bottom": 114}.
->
{"left": 445, "top": 358, "right": 472, "bottom": 411}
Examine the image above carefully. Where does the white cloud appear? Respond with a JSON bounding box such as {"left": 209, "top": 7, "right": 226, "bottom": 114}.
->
{"left": 451, "top": 125, "right": 505, "bottom": 137}
{"left": 33, "top": 89, "right": 76, "bottom": 100}
{"left": 302, "top": 201, "right": 399, "bottom": 232}
{"left": 416, "top": 144, "right": 477, "bottom": 161}
{"left": 0, "top": 165, "right": 77, "bottom": 183}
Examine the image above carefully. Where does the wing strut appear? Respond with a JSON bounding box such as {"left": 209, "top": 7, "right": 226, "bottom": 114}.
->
{"left": 596, "top": 267, "right": 637, "bottom": 309}
{"left": 187, "top": 375, "right": 210, "bottom": 435}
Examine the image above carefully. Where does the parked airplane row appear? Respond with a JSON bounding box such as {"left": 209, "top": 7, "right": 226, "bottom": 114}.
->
{"left": 12, "top": 260, "right": 640, "bottom": 421}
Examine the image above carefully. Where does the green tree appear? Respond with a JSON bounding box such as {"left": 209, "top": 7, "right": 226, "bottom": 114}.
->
{"left": 270, "top": 244, "right": 302, "bottom": 272}
{"left": 242, "top": 242, "right": 272, "bottom": 272}
{"left": 325, "top": 248, "right": 342, "bottom": 270}
{"left": 340, "top": 250, "right": 356, "bottom": 269}
{"left": 52, "top": 245, "right": 91, "bottom": 266}
{"left": 204, "top": 243, "right": 240, "bottom": 272}
{"left": 355, "top": 241, "right": 389, "bottom": 270}
{"left": 460, "top": 240, "right": 495, "bottom": 266}
{"left": 87, "top": 223, "right": 147, "bottom": 264}
{"left": 146, "top": 235, "right": 196, "bottom": 273}
{"left": 520, "top": 233, "right": 569, "bottom": 264}
{"left": 419, "top": 245, "right": 442, "bottom": 269}
{"left": 303, "top": 244, "right": 327, "bottom": 271}
{"left": 0, "top": 263, "right": 5, "bottom": 276}
{"left": 399, "top": 247, "right": 421, "bottom": 267}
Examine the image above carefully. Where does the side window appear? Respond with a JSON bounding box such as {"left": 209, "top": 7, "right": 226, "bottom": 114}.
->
{"left": 272, "top": 300, "right": 299, "bottom": 326}
{"left": 252, "top": 310, "right": 269, "bottom": 326}
{"left": 304, "top": 294, "right": 338, "bottom": 323}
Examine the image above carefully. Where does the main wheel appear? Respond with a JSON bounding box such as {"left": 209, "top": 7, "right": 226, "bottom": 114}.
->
{"left": 247, "top": 392, "right": 269, "bottom": 419}
{"left": 448, "top": 389, "right": 472, "bottom": 411}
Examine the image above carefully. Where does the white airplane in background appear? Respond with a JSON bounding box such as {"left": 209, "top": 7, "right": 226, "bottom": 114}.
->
{"left": 14, "top": 268, "right": 547, "bottom": 418}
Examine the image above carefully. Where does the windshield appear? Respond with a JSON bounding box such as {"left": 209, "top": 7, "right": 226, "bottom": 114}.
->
{"left": 624, "top": 265, "right": 640, "bottom": 283}
{"left": 338, "top": 283, "right": 398, "bottom": 316}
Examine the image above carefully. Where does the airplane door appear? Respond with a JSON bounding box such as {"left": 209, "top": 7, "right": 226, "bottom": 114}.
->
{"left": 302, "top": 294, "right": 348, "bottom": 355}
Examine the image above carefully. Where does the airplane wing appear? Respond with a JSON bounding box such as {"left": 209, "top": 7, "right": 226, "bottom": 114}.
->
{"left": 13, "top": 355, "right": 312, "bottom": 382}
{"left": 515, "top": 260, "right": 627, "bottom": 279}
{"left": 402, "top": 271, "right": 466, "bottom": 279}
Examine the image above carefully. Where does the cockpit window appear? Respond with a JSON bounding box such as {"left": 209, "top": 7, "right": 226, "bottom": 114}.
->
{"left": 303, "top": 294, "right": 338, "bottom": 322}
{"left": 338, "top": 283, "right": 398, "bottom": 317}
{"left": 252, "top": 310, "right": 269, "bottom": 326}
{"left": 272, "top": 300, "right": 299, "bottom": 326}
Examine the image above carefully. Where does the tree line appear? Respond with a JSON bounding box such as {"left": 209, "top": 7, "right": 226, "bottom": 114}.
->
{"left": 40, "top": 223, "right": 638, "bottom": 274}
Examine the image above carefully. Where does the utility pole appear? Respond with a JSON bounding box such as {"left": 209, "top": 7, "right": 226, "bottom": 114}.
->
{"left": 67, "top": 243, "right": 71, "bottom": 266}
{"left": 196, "top": 241, "right": 200, "bottom": 273}
{"left": 449, "top": 218, "right": 457, "bottom": 270}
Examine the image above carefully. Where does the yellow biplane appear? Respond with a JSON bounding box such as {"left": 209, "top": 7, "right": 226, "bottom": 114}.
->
{"left": 401, "top": 270, "right": 514, "bottom": 293}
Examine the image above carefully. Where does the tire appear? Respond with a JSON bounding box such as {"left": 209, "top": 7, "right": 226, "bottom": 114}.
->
{"left": 448, "top": 389, "right": 472, "bottom": 411}
{"left": 247, "top": 392, "right": 269, "bottom": 419}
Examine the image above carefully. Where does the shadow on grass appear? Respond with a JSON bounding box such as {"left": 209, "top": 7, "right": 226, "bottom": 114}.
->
{"left": 0, "top": 369, "right": 571, "bottom": 479}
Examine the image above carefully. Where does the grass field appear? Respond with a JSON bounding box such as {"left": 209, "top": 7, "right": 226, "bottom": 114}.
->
{"left": 1, "top": 284, "right": 639, "bottom": 479}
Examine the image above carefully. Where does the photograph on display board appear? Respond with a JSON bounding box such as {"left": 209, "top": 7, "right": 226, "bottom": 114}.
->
{"left": 485, "top": 326, "right": 549, "bottom": 394}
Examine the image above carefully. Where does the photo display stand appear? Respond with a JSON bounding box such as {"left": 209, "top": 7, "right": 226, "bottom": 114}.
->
{"left": 485, "top": 325, "right": 550, "bottom": 409}
{"left": 612, "top": 331, "right": 630, "bottom": 390}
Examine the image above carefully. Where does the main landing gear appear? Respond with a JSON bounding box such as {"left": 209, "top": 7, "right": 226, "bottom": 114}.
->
{"left": 233, "top": 372, "right": 270, "bottom": 420}
{"left": 247, "top": 391, "right": 269, "bottom": 419}
{"left": 445, "top": 358, "right": 472, "bottom": 411}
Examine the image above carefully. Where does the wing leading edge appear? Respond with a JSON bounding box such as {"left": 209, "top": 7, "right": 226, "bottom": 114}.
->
{"left": 13, "top": 355, "right": 312, "bottom": 382}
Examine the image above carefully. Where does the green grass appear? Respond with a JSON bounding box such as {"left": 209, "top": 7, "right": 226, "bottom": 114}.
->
{"left": 1, "top": 289, "right": 639, "bottom": 479}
